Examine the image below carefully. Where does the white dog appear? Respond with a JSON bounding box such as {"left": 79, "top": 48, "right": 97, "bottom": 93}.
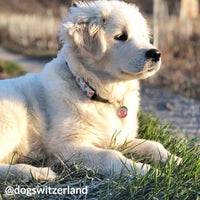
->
{"left": 0, "top": 0, "right": 181, "bottom": 182}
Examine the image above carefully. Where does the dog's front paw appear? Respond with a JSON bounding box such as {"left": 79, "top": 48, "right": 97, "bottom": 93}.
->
{"left": 169, "top": 155, "right": 183, "bottom": 165}
{"left": 13, "top": 165, "right": 57, "bottom": 182}
{"left": 31, "top": 167, "right": 57, "bottom": 181}
{"left": 133, "top": 162, "right": 151, "bottom": 177}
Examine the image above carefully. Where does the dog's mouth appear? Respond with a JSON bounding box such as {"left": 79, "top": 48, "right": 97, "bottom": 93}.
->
{"left": 147, "top": 67, "right": 156, "bottom": 72}
{"left": 119, "top": 62, "right": 160, "bottom": 80}
{"left": 120, "top": 66, "right": 158, "bottom": 75}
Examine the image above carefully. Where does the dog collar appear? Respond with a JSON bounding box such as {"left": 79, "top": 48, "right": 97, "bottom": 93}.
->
{"left": 65, "top": 61, "right": 128, "bottom": 118}
{"left": 66, "top": 62, "right": 110, "bottom": 103}
{"left": 74, "top": 75, "right": 110, "bottom": 103}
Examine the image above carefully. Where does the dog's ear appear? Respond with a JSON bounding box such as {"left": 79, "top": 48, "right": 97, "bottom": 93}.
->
{"left": 71, "top": 17, "right": 107, "bottom": 60}
{"left": 60, "top": 4, "right": 107, "bottom": 60}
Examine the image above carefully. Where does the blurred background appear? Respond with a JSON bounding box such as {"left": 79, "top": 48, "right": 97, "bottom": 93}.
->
{"left": 0, "top": 0, "right": 199, "bottom": 138}
{"left": 0, "top": 0, "right": 199, "bottom": 99}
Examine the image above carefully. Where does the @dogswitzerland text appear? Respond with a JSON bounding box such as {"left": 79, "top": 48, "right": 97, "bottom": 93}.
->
{"left": 5, "top": 185, "right": 88, "bottom": 196}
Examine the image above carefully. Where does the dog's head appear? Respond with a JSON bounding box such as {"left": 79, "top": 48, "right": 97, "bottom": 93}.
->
{"left": 60, "top": 0, "right": 161, "bottom": 80}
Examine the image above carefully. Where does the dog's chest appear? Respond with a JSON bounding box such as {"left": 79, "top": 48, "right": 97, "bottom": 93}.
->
{"left": 80, "top": 95, "right": 139, "bottom": 146}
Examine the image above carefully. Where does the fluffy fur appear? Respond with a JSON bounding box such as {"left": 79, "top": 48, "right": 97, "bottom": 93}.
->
{"left": 0, "top": 0, "right": 181, "bottom": 182}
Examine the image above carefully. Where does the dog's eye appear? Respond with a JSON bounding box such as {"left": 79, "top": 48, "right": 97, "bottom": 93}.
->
{"left": 114, "top": 32, "right": 128, "bottom": 41}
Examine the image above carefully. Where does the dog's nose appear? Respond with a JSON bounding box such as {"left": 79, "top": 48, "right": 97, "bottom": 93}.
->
{"left": 145, "top": 49, "right": 161, "bottom": 62}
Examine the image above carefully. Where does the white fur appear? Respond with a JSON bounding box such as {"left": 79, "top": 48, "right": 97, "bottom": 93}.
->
{"left": 0, "top": 0, "right": 181, "bottom": 181}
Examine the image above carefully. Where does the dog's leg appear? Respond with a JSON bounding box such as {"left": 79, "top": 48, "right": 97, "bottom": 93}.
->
{"left": 0, "top": 163, "right": 56, "bottom": 182}
{"left": 124, "top": 139, "right": 182, "bottom": 164}
{"left": 54, "top": 144, "right": 151, "bottom": 178}
{"left": 0, "top": 99, "right": 28, "bottom": 162}
{"left": 0, "top": 100, "right": 56, "bottom": 182}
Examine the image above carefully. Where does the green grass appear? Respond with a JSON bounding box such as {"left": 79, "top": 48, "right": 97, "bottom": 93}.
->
{"left": 27, "top": 52, "right": 57, "bottom": 59}
{"left": 0, "top": 112, "right": 199, "bottom": 200}
{"left": 0, "top": 60, "right": 26, "bottom": 78}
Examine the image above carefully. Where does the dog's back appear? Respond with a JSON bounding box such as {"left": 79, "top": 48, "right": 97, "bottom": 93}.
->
{"left": 0, "top": 74, "right": 45, "bottom": 162}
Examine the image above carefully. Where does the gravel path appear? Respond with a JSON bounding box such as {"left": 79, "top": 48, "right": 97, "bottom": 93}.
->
{"left": 0, "top": 46, "right": 199, "bottom": 141}
{"left": 140, "top": 87, "right": 200, "bottom": 141}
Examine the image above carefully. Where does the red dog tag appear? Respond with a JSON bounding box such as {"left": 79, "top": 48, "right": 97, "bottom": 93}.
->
{"left": 118, "top": 106, "right": 128, "bottom": 118}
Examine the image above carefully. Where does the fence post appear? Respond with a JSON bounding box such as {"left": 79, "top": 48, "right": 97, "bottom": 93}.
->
{"left": 153, "top": 0, "right": 160, "bottom": 47}
{"left": 180, "top": 0, "right": 199, "bottom": 20}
